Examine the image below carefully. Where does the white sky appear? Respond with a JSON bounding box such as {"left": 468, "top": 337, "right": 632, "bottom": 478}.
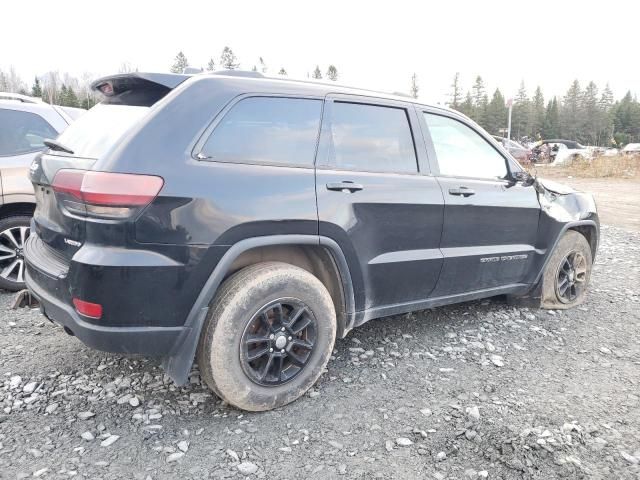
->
{"left": 2, "top": 0, "right": 638, "bottom": 103}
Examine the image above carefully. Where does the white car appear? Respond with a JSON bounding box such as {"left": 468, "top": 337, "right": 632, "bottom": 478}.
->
{"left": 622, "top": 143, "right": 640, "bottom": 155}
{"left": 0, "top": 92, "right": 84, "bottom": 290}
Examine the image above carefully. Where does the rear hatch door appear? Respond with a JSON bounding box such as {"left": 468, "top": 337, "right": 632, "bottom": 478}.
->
{"left": 30, "top": 73, "right": 188, "bottom": 261}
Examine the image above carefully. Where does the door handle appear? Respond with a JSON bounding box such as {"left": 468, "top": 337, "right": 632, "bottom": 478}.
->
{"left": 326, "top": 181, "right": 364, "bottom": 193}
{"left": 448, "top": 186, "right": 475, "bottom": 197}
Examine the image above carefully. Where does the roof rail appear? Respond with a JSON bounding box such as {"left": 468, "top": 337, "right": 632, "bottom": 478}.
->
{"left": 182, "top": 67, "right": 203, "bottom": 74}
{"left": 0, "top": 92, "right": 41, "bottom": 103}
{"left": 210, "top": 70, "right": 265, "bottom": 79}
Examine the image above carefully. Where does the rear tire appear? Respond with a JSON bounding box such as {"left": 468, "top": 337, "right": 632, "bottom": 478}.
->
{"left": 541, "top": 230, "right": 592, "bottom": 309}
{"left": 197, "top": 262, "right": 336, "bottom": 411}
{"left": 0, "top": 215, "right": 31, "bottom": 292}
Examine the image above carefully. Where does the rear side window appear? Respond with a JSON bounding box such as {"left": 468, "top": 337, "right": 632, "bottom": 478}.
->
{"left": 200, "top": 97, "right": 322, "bottom": 167}
{"left": 325, "top": 102, "right": 417, "bottom": 173}
{"left": 424, "top": 113, "right": 508, "bottom": 179}
{"left": 0, "top": 109, "right": 58, "bottom": 156}
{"left": 56, "top": 103, "right": 149, "bottom": 159}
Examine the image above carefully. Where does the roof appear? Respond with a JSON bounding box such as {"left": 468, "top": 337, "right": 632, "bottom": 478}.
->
{"left": 91, "top": 70, "right": 457, "bottom": 117}
{"left": 0, "top": 92, "right": 42, "bottom": 103}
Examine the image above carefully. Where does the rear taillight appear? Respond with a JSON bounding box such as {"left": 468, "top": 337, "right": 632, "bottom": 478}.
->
{"left": 52, "top": 170, "right": 163, "bottom": 219}
{"left": 73, "top": 298, "right": 103, "bottom": 319}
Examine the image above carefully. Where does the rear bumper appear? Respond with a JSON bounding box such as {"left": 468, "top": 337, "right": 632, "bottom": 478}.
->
{"left": 24, "top": 233, "right": 189, "bottom": 356}
{"left": 25, "top": 268, "right": 185, "bottom": 356}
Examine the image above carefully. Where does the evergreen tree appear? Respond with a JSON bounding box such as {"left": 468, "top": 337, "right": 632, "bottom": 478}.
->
{"left": 560, "top": 80, "right": 582, "bottom": 140}
{"left": 326, "top": 65, "right": 338, "bottom": 81}
{"left": 206, "top": 58, "right": 216, "bottom": 71}
{"left": 170, "top": 51, "right": 189, "bottom": 73}
{"left": 312, "top": 65, "right": 322, "bottom": 79}
{"left": 66, "top": 86, "right": 79, "bottom": 107}
{"left": 449, "top": 72, "right": 462, "bottom": 109}
{"left": 512, "top": 81, "right": 530, "bottom": 139}
{"left": 31, "top": 77, "right": 42, "bottom": 98}
{"left": 598, "top": 84, "right": 615, "bottom": 145}
{"left": 581, "top": 81, "right": 600, "bottom": 145}
{"left": 484, "top": 89, "right": 507, "bottom": 135}
{"left": 59, "top": 85, "right": 68, "bottom": 105}
{"left": 278, "top": 68, "right": 287, "bottom": 76}
{"left": 458, "top": 91, "right": 474, "bottom": 118}
{"left": 410, "top": 73, "right": 419, "bottom": 99}
{"left": 220, "top": 47, "right": 239, "bottom": 69}
{"left": 613, "top": 92, "right": 640, "bottom": 145}
{"left": 530, "top": 86, "right": 545, "bottom": 139}
{"left": 542, "top": 97, "right": 560, "bottom": 139}
{"left": 471, "top": 76, "right": 487, "bottom": 125}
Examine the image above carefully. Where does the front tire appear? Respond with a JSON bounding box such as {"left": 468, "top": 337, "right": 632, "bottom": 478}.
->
{"left": 197, "top": 262, "right": 336, "bottom": 411}
{"left": 0, "top": 215, "right": 31, "bottom": 292}
{"left": 541, "top": 230, "right": 592, "bottom": 309}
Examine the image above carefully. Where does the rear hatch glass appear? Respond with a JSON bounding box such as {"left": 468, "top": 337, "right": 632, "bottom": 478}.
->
{"left": 55, "top": 103, "right": 149, "bottom": 160}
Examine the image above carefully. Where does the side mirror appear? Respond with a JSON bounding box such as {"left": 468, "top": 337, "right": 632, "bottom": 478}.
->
{"left": 512, "top": 170, "right": 535, "bottom": 186}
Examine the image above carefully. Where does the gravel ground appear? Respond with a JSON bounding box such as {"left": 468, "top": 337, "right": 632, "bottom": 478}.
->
{"left": 1, "top": 225, "right": 639, "bottom": 480}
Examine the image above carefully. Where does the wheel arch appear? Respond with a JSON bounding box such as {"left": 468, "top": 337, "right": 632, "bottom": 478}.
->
{"left": 534, "top": 219, "right": 599, "bottom": 286}
{"left": 162, "top": 234, "right": 355, "bottom": 385}
{"left": 0, "top": 202, "right": 35, "bottom": 220}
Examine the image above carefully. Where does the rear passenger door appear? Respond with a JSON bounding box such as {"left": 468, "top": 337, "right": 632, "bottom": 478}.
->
{"left": 315, "top": 96, "right": 444, "bottom": 314}
{"left": 420, "top": 111, "right": 540, "bottom": 296}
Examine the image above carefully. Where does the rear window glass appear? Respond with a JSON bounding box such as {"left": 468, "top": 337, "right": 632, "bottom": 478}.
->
{"left": 0, "top": 108, "right": 58, "bottom": 156}
{"left": 200, "top": 97, "right": 322, "bottom": 167}
{"left": 56, "top": 103, "right": 149, "bottom": 159}
{"left": 326, "top": 102, "right": 417, "bottom": 173}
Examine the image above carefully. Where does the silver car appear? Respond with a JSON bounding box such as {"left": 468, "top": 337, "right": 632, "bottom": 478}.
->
{"left": 0, "top": 93, "right": 83, "bottom": 290}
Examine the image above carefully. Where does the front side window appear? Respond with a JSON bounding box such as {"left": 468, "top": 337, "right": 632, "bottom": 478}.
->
{"left": 0, "top": 109, "right": 58, "bottom": 156}
{"left": 424, "top": 113, "right": 508, "bottom": 179}
{"left": 326, "top": 102, "right": 417, "bottom": 173}
{"left": 201, "top": 97, "right": 322, "bottom": 167}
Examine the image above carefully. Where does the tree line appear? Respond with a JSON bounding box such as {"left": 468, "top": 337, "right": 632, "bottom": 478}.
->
{"left": 170, "top": 48, "right": 339, "bottom": 81}
{"left": 2, "top": 60, "right": 639, "bottom": 146}
{"left": 445, "top": 73, "right": 640, "bottom": 146}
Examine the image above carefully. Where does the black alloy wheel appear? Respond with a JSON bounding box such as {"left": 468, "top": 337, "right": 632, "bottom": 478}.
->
{"left": 240, "top": 298, "right": 317, "bottom": 386}
{"left": 555, "top": 251, "right": 587, "bottom": 303}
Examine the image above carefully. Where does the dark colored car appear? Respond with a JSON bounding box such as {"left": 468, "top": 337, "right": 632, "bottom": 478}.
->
{"left": 24, "top": 72, "right": 599, "bottom": 411}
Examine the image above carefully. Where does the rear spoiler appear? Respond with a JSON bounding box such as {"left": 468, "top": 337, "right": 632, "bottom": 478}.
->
{"left": 90, "top": 72, "right": 191, "bottom": 106}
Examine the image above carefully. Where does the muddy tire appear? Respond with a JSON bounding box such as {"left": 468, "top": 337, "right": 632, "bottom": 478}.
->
{"left": 541, "top": 230, "right": 592, "bottom": 309}
{"left": 0, "top": 215, "right": 31, "bottom": 292}
{"left": 197, "top": 262, "right": 336, "bottom": 411}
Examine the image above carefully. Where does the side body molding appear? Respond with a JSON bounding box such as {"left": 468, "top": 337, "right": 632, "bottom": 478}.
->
{"left": 163, "top": 234, "right": 355, "bottom": 385}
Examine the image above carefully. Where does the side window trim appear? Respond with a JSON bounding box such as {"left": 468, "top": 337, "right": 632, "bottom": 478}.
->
{"left": 421, "top": 109, "right": 513, "bottom": 182}
{"left": 192, "top": 94, "right": 325, "bottom": 169}
{"left": 316, "top": 95, "right": 421, "bottom": 175}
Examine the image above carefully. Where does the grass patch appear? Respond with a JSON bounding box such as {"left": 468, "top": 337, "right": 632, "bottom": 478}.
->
{"left": 533, "top": 155, "right": 639, "bottom": 178}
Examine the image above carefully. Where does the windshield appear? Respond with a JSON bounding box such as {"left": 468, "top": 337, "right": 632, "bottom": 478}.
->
{"left": 55, "top": 103, "right": 149, "bottom": 159}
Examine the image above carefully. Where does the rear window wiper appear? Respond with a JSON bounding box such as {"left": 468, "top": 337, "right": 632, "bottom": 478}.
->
{"left": 43, "top": 139, "right": 74, "bottom": 155}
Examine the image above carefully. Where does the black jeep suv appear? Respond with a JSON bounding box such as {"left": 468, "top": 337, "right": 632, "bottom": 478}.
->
{"left": 24, "top": 71, "right": 599, "bottom": 411}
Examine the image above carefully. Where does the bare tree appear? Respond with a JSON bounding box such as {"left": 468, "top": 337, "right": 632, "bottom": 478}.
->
{"left": 41, "top": 71, "right": 60, "bottom": 104}
{"left": 410, "top": 73, "right": 419, "bottom": 99}
{"left": 119, "top": 62, "right": 137, "bottom": 73}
